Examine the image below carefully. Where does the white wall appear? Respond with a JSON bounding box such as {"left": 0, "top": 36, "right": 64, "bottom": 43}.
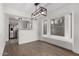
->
{"left": 39, "top": 4, "right": 74, "bottom": 50}
{"left": 72, "top": 4, "right": 79, "bottom": 54}
{"left": 0, "top": 4, "right": 6, "bottom": 56}
{"left": 4, "top": 14, "right": 9, "bottom": 41}
{"left": 38, "top": 4, "right": 75, "bottom": 51}
{"left": 2, "top": 3, "right": 79, "bottom": 55}
{"left": 3, "top": 5, "right": 39, "bottom": 45}
{"left": 3, "top": 5, "right": 27, "bottom": 42}
{"left": 19, "top": 20, "right": 39, "bottom": 44}
{"left": 38, "top": 4, "right": 79, "bottom": 54}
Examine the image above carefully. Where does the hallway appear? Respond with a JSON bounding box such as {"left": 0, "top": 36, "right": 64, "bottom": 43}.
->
{"left": 3, "top": 40, "right": 79, "bottom": 56}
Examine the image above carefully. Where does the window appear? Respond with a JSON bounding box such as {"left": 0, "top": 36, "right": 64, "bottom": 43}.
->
{"left": 50, "top": 16, "right": 65, "bottom": 36}
{"left": 43, "top": 20, "right": 47, "bottom": 35}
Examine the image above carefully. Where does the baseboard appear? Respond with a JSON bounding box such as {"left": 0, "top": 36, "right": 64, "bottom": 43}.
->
{"left": 0, "top": 41, "right": 6, "bottom": 56}
{"left": 19, "top": 39, "right": 39, "bottom": 45}
{"left": 40, "top": 37, "right": 72, "bottom": 50}
{"left": 73, "top": 49, "right": 79, "bottom": 54}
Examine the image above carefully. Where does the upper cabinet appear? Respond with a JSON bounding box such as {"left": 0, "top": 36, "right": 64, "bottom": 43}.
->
{"left": 19, "top": 18, "right": 32, "bottom": 30}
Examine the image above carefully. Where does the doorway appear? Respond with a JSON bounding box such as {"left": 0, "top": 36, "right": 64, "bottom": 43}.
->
{"left": 8, "top": 17, "right": 18, "bottom": 44}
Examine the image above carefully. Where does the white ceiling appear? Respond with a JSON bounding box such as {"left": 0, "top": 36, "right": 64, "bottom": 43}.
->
{"left": 4, "top": 3, "right": 34, "bottom": 12}
{"left": 3, "top": 3, "right": 68, "bottom": 18}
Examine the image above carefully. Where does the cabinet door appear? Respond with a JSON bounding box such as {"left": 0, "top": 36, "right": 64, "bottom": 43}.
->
{"left": 19, "top": 20, "right": 32, "bottom": 30}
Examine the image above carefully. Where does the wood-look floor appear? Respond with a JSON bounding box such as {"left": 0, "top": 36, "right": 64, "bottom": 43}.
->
{"left": 3, "top": 40, "right": 79, "bottom": 56}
